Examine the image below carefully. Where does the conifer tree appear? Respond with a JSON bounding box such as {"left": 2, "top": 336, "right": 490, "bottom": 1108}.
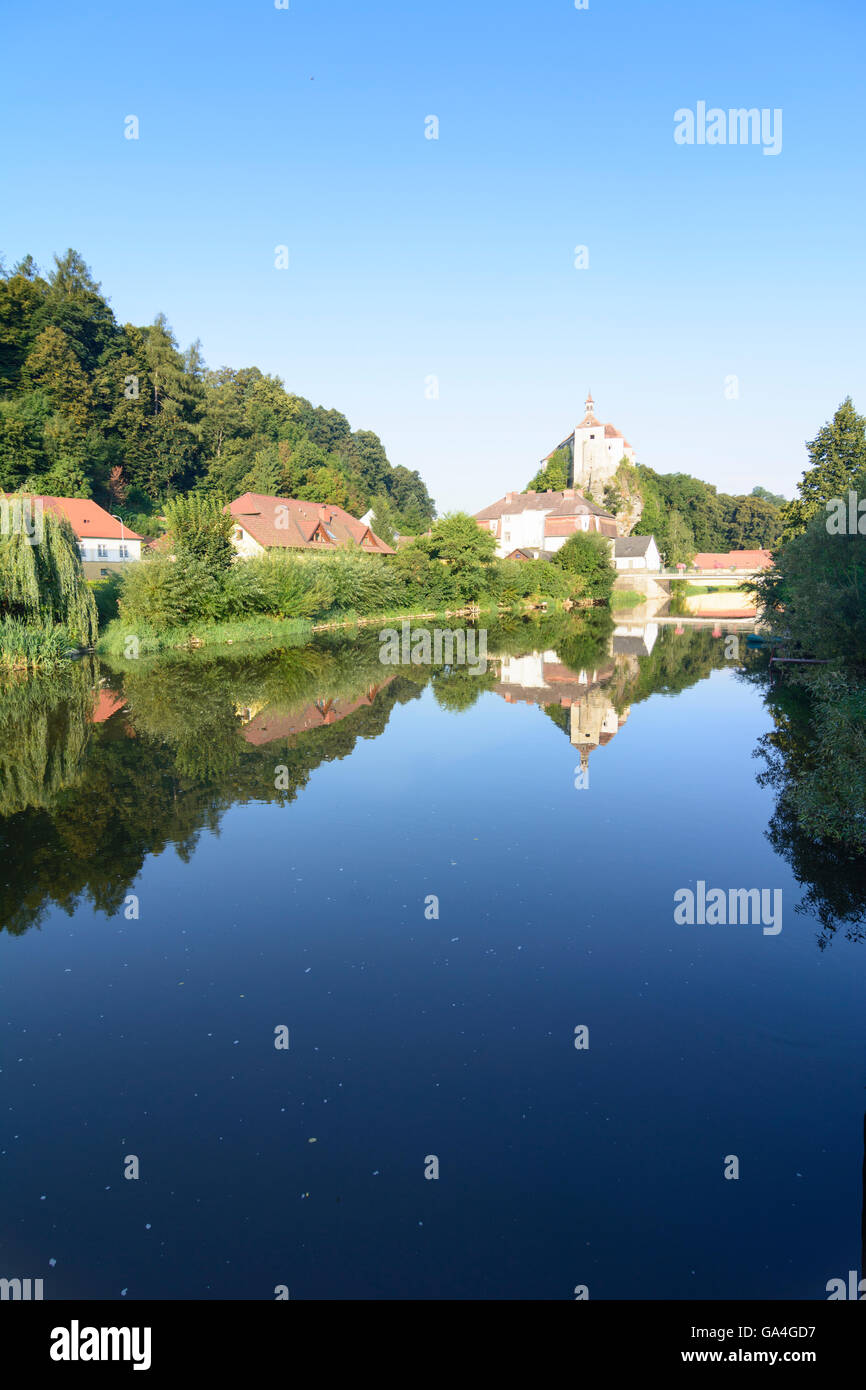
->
{"left": 782, "top": 398, "right": 866, "bottom": 540}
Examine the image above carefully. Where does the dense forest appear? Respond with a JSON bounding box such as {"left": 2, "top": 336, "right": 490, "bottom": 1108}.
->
{"left": 0, "top": 249, "right": 435, "bottom": 537}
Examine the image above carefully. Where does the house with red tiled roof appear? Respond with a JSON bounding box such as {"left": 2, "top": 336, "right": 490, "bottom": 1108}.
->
{"left": 228, "top": 493, "right": 395, "bottom": 557}
{"left": 540, "top": 391, "right": 636, "bottom": 495}
{"left": 475, "top": 487, "right": 617, "bottom": 558}
{"left": 2, "top": 494, "right": 144, "bottom": 578}
{"left": 690, "top": 549, "right": 773, "bottom": 572}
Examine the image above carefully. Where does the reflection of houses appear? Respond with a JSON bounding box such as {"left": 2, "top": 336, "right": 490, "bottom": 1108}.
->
{"left": 90, "top": 689, "right": 128, "bottom": 724}
{"left": 612, "top": 622, "right": 658, "bottom": 657}
{"left": 494, "top": 651, "right": 615, "bottom": 706}
{"left": 235, "top": 680, "right": 396, "bottom": 745}
{"left": 492, "top": 648, "right": 631, "bottom": 775}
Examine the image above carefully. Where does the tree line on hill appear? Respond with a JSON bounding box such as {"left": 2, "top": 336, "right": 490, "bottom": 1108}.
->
{"left": 0, "top": 249, "right": 435, "bottom": 538}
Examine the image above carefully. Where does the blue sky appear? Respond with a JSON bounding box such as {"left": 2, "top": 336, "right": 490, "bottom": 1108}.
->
{"left": 2, "top": 0, "right": 864, "bottom": 513}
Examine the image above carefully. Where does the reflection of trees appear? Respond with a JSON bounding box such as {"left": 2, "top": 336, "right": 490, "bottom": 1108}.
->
{"left": 751, "top": 674, "right": 866, "bottom": 948}
{"left": 0, "top": 637, "right": 425, "bottom": 936}
{"left": 0, "top": 660, "right": 96, "bottom": 817}
{"left": 553, "top": 609, "right": 615, "bottom": 673}
{"left": 431, "top": 665, "right": 497, "bottom": 712}
{"left": 611, "top": 626, "right": 741, "bottom": 710}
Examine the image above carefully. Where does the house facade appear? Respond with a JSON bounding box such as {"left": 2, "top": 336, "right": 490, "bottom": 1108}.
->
{"left": 475, "top": 488, "right": 617, "bottom": 559}
{"left": 228, "top": 493, "right": 395, "bottom": 557}
{"left": 613, "top": 535, "right": 661, "bottom": 571}
{"left": 2, "top": 494, "right": 144, "bottom": 578}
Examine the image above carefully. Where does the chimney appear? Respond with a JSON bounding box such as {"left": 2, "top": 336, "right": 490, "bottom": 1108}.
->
{"left": 563, "top": 488, "right": 575, "bottom": 498}
{"left": 505, "top": 491, "right": 517, "bottom": 503}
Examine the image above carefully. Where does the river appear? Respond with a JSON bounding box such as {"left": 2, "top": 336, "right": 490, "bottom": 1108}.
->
{"left": 1, "top": 614, "right": 863, "bottom": 1299}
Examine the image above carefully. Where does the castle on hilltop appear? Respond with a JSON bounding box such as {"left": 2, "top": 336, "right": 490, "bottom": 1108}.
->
{"left": 540, "top": 392, "right": 636, "bottom": 495}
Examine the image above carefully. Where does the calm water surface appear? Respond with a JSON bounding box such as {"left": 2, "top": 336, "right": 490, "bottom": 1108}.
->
{"left": 1, "top": 617, "right": 864, "bottom": 1299}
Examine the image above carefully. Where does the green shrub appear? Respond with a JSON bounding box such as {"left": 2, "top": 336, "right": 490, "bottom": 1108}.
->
{"left": 89, "top": 572, "right": 123, "bottom": 628}
{"left": 118, "top": 554, "right": 229, "bottom": 627}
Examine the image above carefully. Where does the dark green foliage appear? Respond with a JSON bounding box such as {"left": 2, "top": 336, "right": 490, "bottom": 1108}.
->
{"left": 89, "top": 572, "right": 123, "bottom": 629}
{"left": 781, "top": 397, "right": 866, "bottom": 540}
{"left": 0, "top": 616, "right": 71, "bottom": 670}
{"left": 752, "top": 485, "right": 788, "bottom": 508}
{"left": 552, "top": 531, "right": 616, "bottom": 601}
{"left": 632, "top": 466, "right": 783, "bottom": 557}
{"left": 0, "top": 251, "right": 436, "bottom": 524}
{"left": 526, "top": 447, "right": 570, "bottom": 493}
{"left": 416, "top": 513, "right": 498, "bottom": 601}
{"left": 164, "top": 493, "right": 235, "bottom": 572}
{"left": 756, "top": 463, "right": 866, "bottom": 670}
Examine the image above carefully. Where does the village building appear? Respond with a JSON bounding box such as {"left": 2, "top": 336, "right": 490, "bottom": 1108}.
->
{"left": 690, "top": 549, "right": 773, "bottom": 571}
{"left": 2, "top": 494, "right": 145, "bottom": 579}
{"left": 475, "top": 488, "right": 617, "bottom": 559}
{"left": 540, "top": 392, "right": 636, "bottom": 494}
{"left": 228, "top": 493, "right": 395, "bottom": 557}
{"left": 613, "top": 535, "right": 661, "bottom": 571}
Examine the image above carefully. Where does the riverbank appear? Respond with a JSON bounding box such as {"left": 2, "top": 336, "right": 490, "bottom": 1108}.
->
{"left": 95, "top": 602, "right": 528, "bottom": 660}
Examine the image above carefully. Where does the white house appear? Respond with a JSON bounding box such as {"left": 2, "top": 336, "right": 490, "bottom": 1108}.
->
{"left": 475, "top": 488, "right": 618, "bottom": 559}
{"left": 613, "top": 535, "right": 660, "bottom": 571}
{"left": 1, "top": 494, "right": 144, "bottom": 577}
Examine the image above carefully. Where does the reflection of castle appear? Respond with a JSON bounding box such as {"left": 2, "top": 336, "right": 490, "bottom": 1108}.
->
{"left": 492, "top": 650, "right": 631, "bottom": 772}
{"left": 571, "top": 687, "right": 630, "bottom": 774}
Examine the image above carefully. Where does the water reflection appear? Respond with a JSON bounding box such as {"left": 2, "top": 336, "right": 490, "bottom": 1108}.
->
{"left": 1, "top": 613, "right": 863, "bottom": 943}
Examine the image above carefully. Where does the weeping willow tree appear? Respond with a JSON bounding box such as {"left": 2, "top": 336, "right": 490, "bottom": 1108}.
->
{"left": 0, "top": 500, "right": 98, "bottom": 646}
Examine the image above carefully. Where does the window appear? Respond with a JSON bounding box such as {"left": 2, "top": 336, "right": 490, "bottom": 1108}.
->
{"left": 97, "top": 543, "right": 108, "bottom": 558}
{"left": 119, "top": 544, "right": 129, "bottom": 559}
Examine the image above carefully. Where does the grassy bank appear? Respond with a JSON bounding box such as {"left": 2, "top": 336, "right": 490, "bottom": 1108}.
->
{"left": 96, "top": 599, "right": 530, "bottom": 659}
{"left": 0, "top": 617, "right": 73, "bottom": 672}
